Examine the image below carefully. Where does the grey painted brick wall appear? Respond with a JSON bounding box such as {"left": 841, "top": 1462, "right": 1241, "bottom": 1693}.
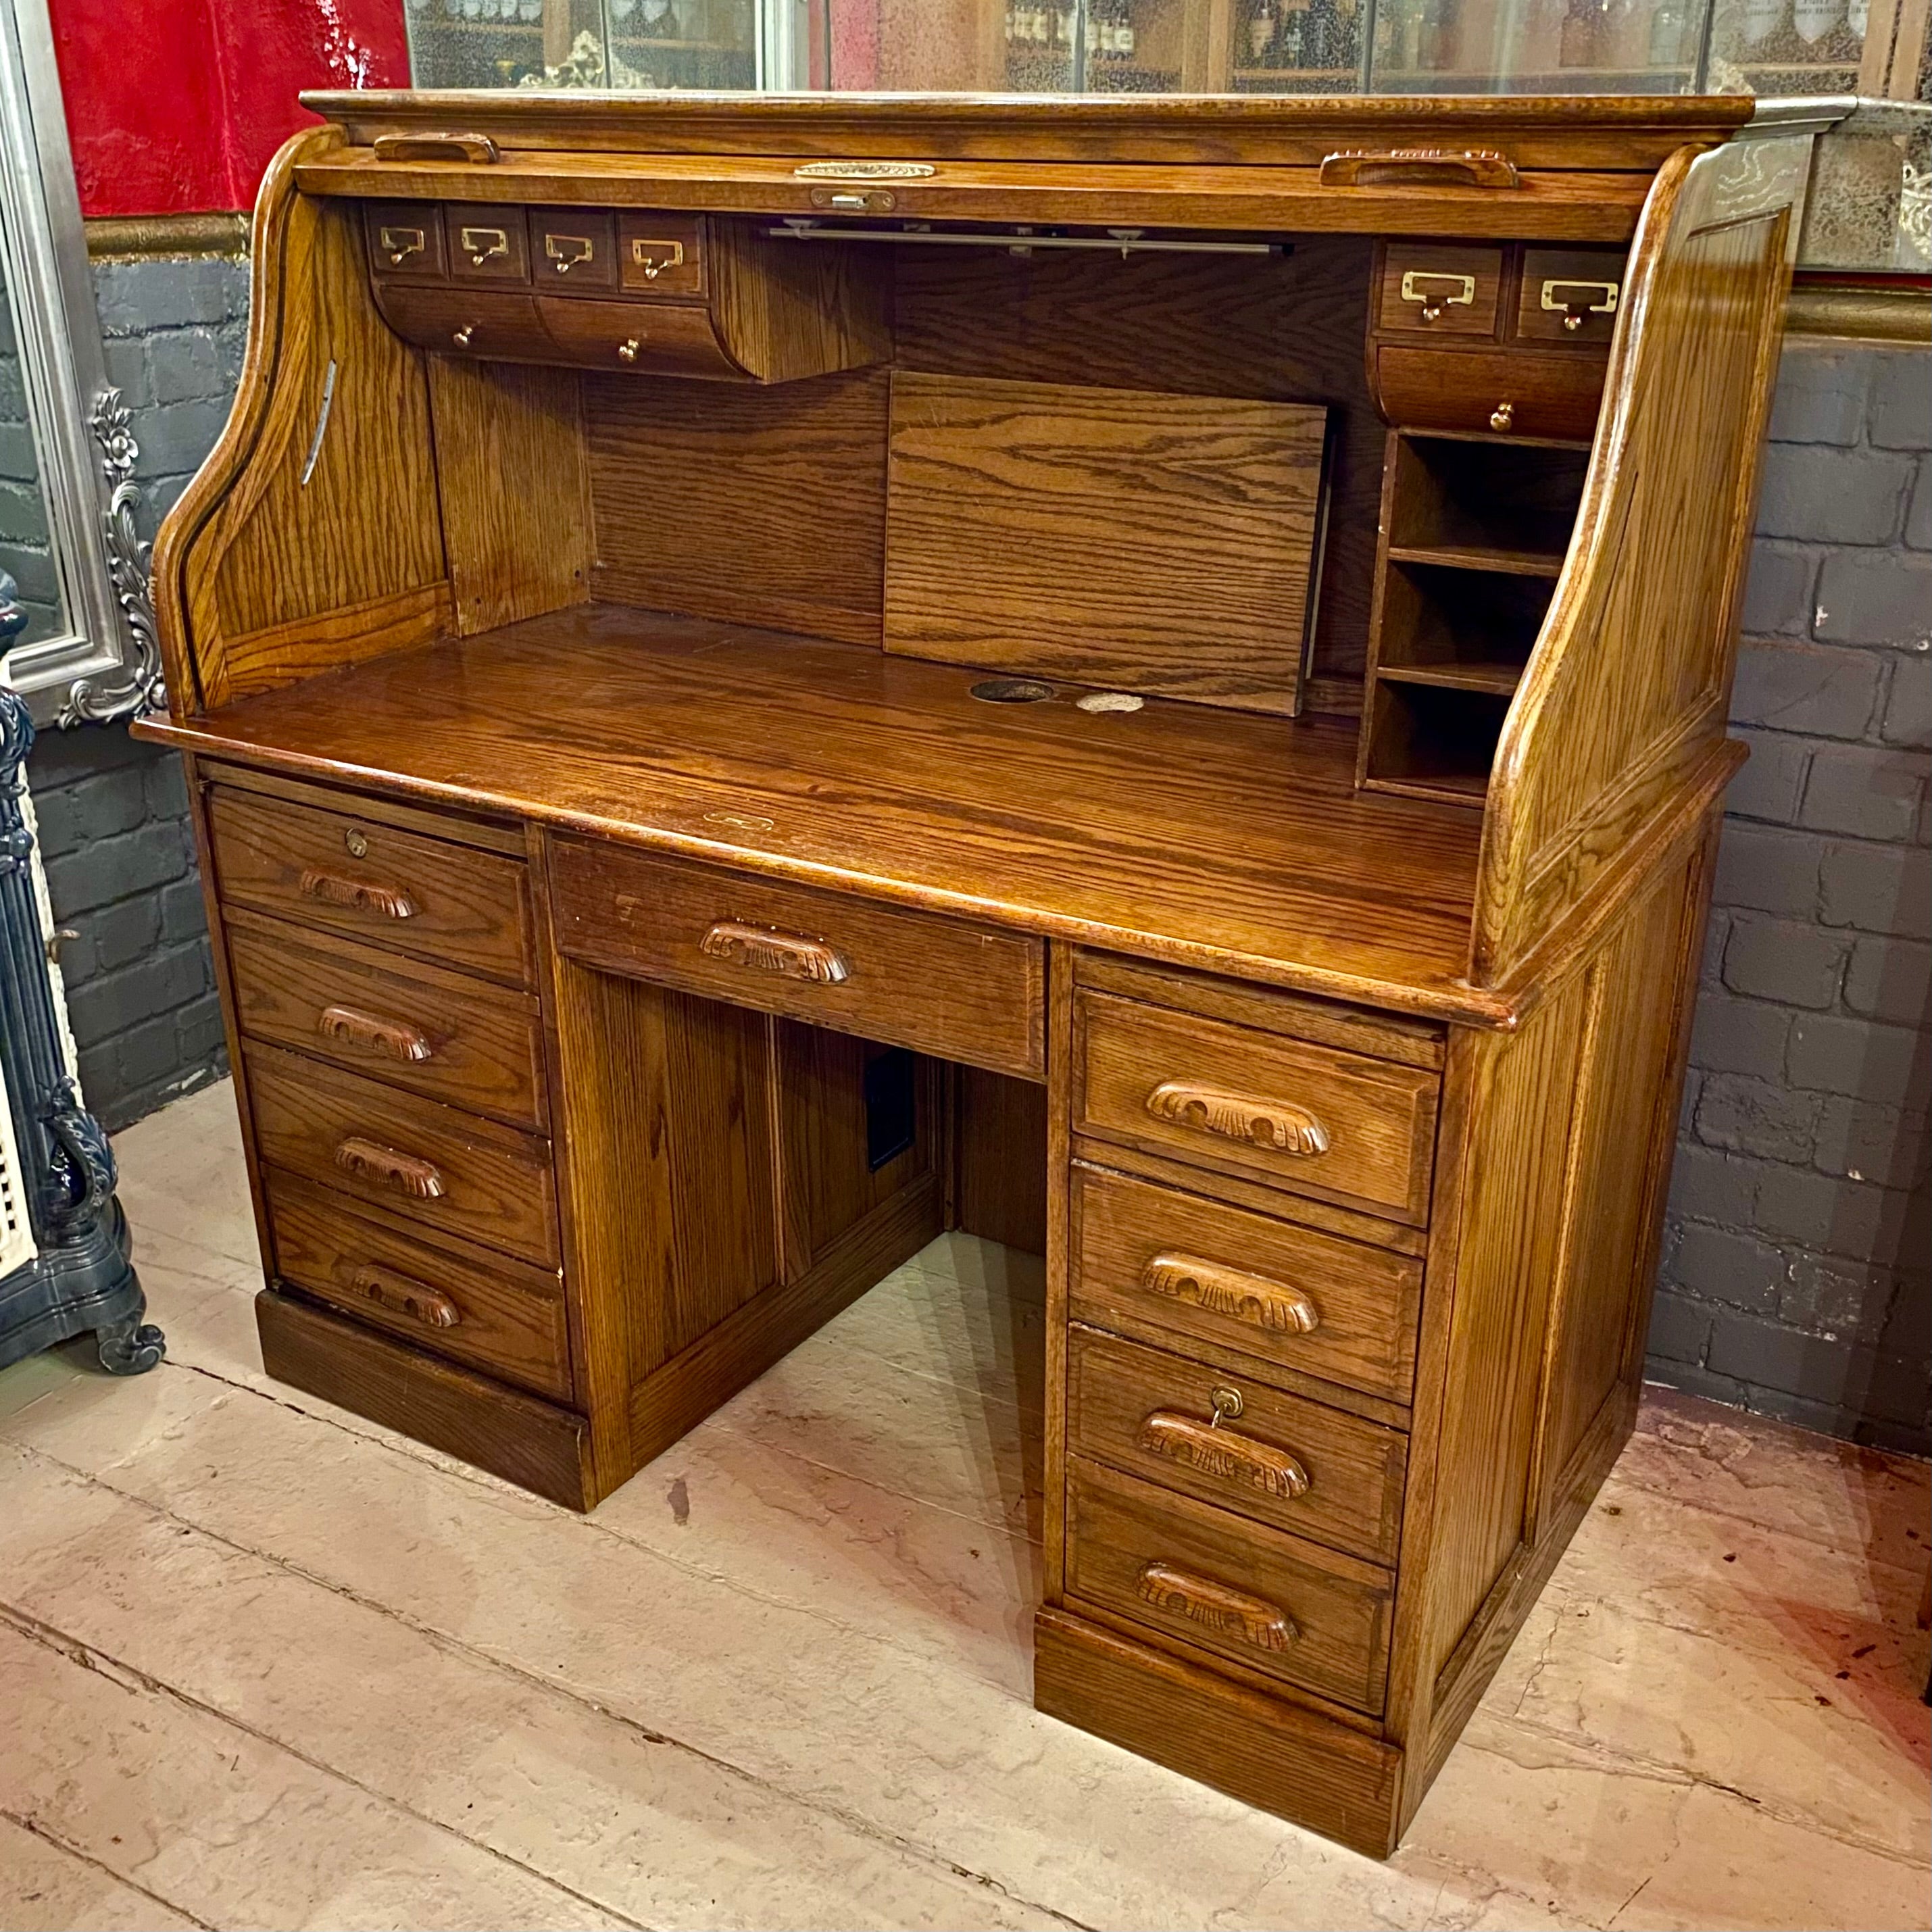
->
{"left": 22, "top": 251, "right": 249, "bottom": 1131}
{"left": 1650, "top": 344, "right": 1931, "bottom": 1457}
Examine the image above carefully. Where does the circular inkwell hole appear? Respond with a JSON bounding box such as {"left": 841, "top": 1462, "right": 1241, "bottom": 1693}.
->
{"left": 970, "top": 677, "right": 1057, "bottom": 704}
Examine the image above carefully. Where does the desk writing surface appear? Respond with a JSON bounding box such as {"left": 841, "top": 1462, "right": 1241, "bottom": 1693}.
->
{"left": 164, "top": 603, "right": 1488, "bottom": 1017}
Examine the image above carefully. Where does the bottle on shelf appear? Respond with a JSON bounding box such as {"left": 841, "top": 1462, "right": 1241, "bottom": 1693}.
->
{"left": 1280, "top": 0, "right": 1310, "bottom": 62}
{"left": 1558, "top": 0, "right": 1606, "bottom": 66}
{"left": 1248, "top": 0, "right": 1279, "bottom": 61}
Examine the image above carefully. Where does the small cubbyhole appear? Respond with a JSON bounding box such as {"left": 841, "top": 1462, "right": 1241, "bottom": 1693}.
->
{"left": 1364, "top": 680, "right": 1511, "bottom": 803}
{"left": 1375, "top": 562, "right": 1554, "bottom": 695}
{"left": 1385, "top": 435, "right": 1590, "bottom": 572}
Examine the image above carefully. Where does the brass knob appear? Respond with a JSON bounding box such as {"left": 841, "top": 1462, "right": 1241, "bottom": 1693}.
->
{"left": 1420, "top": 301, "right": 1443, "bottom": 323}
{"left": 616, "top": 338, "right": 641, "bottom": 363}
{"left": 1563, "top": 310, "right": 1585, "bottom": 332}
{"left": 1490, "top": 400, "right": 1515, "bottom": 431}
{"left": 451, "top": 324, "right": 475, "bottom": 349}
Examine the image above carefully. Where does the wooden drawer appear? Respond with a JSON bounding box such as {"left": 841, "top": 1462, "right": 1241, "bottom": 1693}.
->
{"left": 266, "top": 1170, "right": 570, "bottom": 1401}
{"left": 207, "top": 789, "right": 532, "bottom": 987}
{"left": 447, "top": 204, "right": 532, "bottom": 285}
{"left": 549, "top": 837, "right": 1045, "bottom": 1080}
{"left": 618, "top": 212, "right": 705, "bottom": 297}
{"left": 1066, "top": 1326, "right": 1406, "bottom": 1566}
{"left": 530, "top": 207, "right": 618, "bottom": 290}
{"left": 1514, "top": 247, "right": 1625, "bottom": 349}
{"left": 247, "top": 1043, "right": 560, "bottom": 1267}
{"left": 535, "top": 295, "right": 745, "bottom": 380}
{"left": 1074, "top": 989, "right": 1437, "bottom": 1224}
{"left": 1375, "top": 244, "right": 1504, "bottom": 338}
{"left": 226, "top": 914, "right": 546, "bottom": 1131}
{"left": 1070, "top": 1164, "right": 1422, "bottom": 1404}
{"left": 1372, "top": 345, "right": 1605, "bottom": 441}
{"left": 365, "top": 201, "right": 445, "bottom": 280}
{"left": 1066, "top": 1457, "right": 1391, "bottom": 1715}
{"left": 374, "top": 284, "right": 552, "bottom": 362}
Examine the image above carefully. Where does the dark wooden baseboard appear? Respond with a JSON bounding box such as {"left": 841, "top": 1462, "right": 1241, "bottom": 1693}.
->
{"left": 1033, "top": 1606, "right": 1402, "bottom": 1858}
{"left": 256, "top": 1287, "right": 595, "bottom": 1509}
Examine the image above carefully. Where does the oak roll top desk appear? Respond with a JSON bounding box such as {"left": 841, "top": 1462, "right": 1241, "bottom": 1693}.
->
{"left": 137, "top": 91, "right": 1818, "bottom": 1857}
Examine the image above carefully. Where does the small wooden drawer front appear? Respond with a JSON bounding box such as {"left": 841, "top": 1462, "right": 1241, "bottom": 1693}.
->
{"left": 247, "top": 1043, "right": 560, "bottom": 1267}
{"left": 1514, "top": 248, "right": 1625, "bottom": 349}
{"left": 1372, "top": 345, "right": 1605, "bottom": 441}
{"left": 1074, "top": 989, "right": 1438, "bottom": 1224}
{"left": 1066, "top": 1457, "right": 1392, "bottom": 1714}
{"left": 1376, "top": 245, "right": 1504, "bottom": 338}
{"left": 531, "top": 207, "right": 618, "bottom": 289}
{"left": 535, "top": 296, "right": 744, "bottom": 380}
{"left": 1067, "top": 1326, "right": 1407, "bottom": 1566}
{"left": 365, "top": 201, "right": 446, "bottom": 280}
{"left": 226, "top": 916, "right": 546, "bottom": 1131}
{"left": 447, "top": 204, "right": 532, "bottom": 284}
{"left": 207, "top": 789, "right": 532, "bottom": 987}
{"left": 1071, "top": 1165, "right": 1422, "bottom": 1404}
{"left": 266, "top": 1171, "right": 570, "bottom": 1401}
{"left": 618, "top": 212, "right": 705, "bottom": 297}
{"left": 374, "top": 284, "right": 552, "bottom": 362}
{"left": 549, "top": 837, "right": 1045, "bottom": 1080}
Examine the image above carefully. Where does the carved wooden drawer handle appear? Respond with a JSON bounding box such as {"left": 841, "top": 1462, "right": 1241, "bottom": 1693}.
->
{"left": 1144, "top": 1081, "right": 1329, "bottom": 1155}
{"left": 1139, "top": 1410, "right": 1310, "bottom": 1500}
{"left": 351, "top": 1264, "right": 460, "bottom": 1329}
{"left": 1320, "top": 148, "right": 1520, "bottom": 189}
{"left": 372, "top": 131, "right": 499, "bottom": 165}
{"left": 299, "top": 869, "right": 418, "bottom": 921}
{"left": 317, "top": 1004, "right": 434, "bottom": 1064}
{"left": 1135, "top": 1562, "right": 1298, "bottom": 1653}
{"left": 333, "top": 1135, "right": 447, "bottom": 1199}
{"left": 699, "top": 920, "right": 851, "bottom": 985}
{"left": 1143, "top": 1253, "right": 1320, "bottom": 1335}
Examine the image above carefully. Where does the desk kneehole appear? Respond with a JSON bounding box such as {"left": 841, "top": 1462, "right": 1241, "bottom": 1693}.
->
{"left": 547, "top": 836, "right": 1045, "bottom": 1081}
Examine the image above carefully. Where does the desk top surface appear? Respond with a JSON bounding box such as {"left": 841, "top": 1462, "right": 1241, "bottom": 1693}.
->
{"left": 156, "top": 604, "right": 1500, "bottom": 1023}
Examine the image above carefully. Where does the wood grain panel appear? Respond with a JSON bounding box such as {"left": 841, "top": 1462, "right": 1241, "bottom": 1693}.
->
{"left": 255, "top": 1287, "right": 591, "bottom": 1510}
{"left": 265, "top": 1170, "right": 570, "bottom": 1400}
{"left": 1065, "top": 1457, "right": 1392, "bottom": 1714}
{"left": 885, "top": 372, "right": 1327, "bottom": 715}
{"left": 426, "top": 355, "right": 592, "bottom": 635}
{"left": 247, "top": 1043, "right": 560, "bottom": 1268}
{"left": 587, "top": 369, "right": 890, "bottom": 646}
{"left": 707, "top": 219, "right": 891, "bottom": 383}
{"left": 955, "top": 1066, "right": 1048, "bottom": 1257}
{"left": 1072, "top": 1162, "right": 1422, "bottom": 1405}
{"left": 226, "top": 912, "right": 546, "bottom": 1129}
{"left": 1066, "top": 1325, "right": 1407, "bottom": 1565}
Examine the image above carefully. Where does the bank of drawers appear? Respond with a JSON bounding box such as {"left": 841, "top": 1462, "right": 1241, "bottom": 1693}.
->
{"left": 1062, "top": 962, "right": 1440, "bottom": 1717}
{"left": 208, "top": 786, "right": 570, "bottom": 1401}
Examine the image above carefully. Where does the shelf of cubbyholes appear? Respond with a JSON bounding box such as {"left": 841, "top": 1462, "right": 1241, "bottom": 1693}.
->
{"left": 1357, "top": 428, "right": 1591, "bottom": 805}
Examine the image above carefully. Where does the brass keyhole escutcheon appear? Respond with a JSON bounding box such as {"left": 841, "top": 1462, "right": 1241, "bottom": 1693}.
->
{"left": 1208, "top": 1385, "right": 1244, "bottom": 1425}
{"left": 345, "top": 829, "right": 369, "bottom": 859}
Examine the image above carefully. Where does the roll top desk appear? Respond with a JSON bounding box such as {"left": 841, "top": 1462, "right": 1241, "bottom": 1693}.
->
{"left": 138, "top": 91, "right": 1820, "bottom": 1856}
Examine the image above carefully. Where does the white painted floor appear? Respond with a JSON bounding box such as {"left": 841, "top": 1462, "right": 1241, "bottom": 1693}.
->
{"left": 0, "top": 1079, "right": 1925, "bottom": 1931}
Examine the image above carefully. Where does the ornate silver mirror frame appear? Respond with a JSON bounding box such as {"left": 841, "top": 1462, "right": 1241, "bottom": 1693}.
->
{"left": 0, "top": 0, "right": 159, "bottom": 728}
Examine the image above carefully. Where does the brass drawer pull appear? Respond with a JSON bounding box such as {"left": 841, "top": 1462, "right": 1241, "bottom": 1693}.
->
{"left": 351, "top": 1264, "right": 460, "bottom": 1329}
{"left": 1144, "top": 1080, "right": 1329, "bottom": 1155}
{"left": 377, "top": 226, "right": 426, "bottom": 268}
{"left": 629, "top": 238, "right": 685, "bottom": 277}
{"left": 316, "top": 1004, "right": 434, "bottom": 1064}
{"left": 1540, "top": 277, "right": 1620, "bottom": 330}
{"left": 1135, "top": 1561, "right": 1298, "bottom": 1653}
{"left": 372, "top": 132, "right": 499, "bottom": 165}
{"left": 545, "top": 234, "right": 596, "bottom": 274}
{"left": 1143, "top": 1252, "right": 1320, "bottom": 1335}
{"left": 460, "top": 225, "right": 510, "bottom": 266}
{"left": 1139, "top": 1408, "right": 1310, "bottom": 1500}
{"left": 1399, "top": 268, "right": 1477, "bottom": 324}
{"left": 699, "top": 918, "right": 850, "bottom": 985}
{"left": 333, "top": 1135, "right": 447, "bottom": 1199}
{"left": 1322, "top": 147, "right": 1519, "bottom": 189}
{"left": 298, "top": 869, "right": 418, "bottom": 921}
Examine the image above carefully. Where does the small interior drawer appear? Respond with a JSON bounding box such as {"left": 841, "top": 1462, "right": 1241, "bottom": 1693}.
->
{"left": 226, "top": 914, "right": 546, "bottom": 1131}
{"left": 246, "top": 1042, "right": 560, "bottom": 1268}
{"left": 1372, "top": 345, "right": 1606, "bottom": 441}
{"left": 1376, "top": 244, "right": 1504, "bottom": 338}
{"left": 372, "top": 283, "right": 551, "bottom": 362}
{"left": 549, "top": 837, "right": 1045, "bottom": 1081}
{"left": 1067, "top": 1325, "right": 1408, "bottom": 1566}
{"left": 207, "top": 789, "right": 532, "bottom": 987}
{"left": 447, "top": 204, "right": 532, "bottom": 284}
{"left": 530, "top": 207, "right": 618, "bottom": 290}
{"left": 266, "top": 1170, "right": 570, "bottom": 1401}
{"left": 1066, "top": 1456, "right": 1392, "bottom": 1714}
{"left": 618, "top": 212, "right": 705, "bottom": 297}
{"left": 1070, "top": 1164, "right": 1422, "bottom": 1404}
{"left": 1074, "top": 989, "right": 1439, "bottom": 1224}
{"left": 1514, "top": 247, "right": 1625, "bottom": 349}
{"left": 364, "top": 201, "right": 446, "bottom": 280}
{"left": 535, "top": 295, "right": 745, "bottom": 380}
